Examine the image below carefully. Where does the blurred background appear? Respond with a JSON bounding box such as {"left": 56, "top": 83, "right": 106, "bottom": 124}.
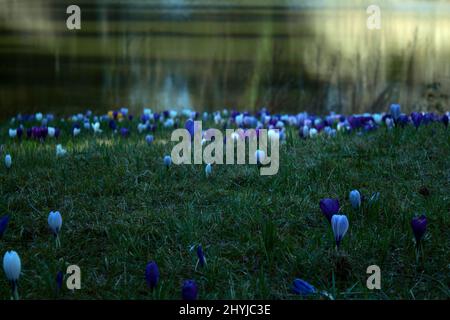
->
{"left": 0, "top": 0, "right": 449, "bottom": 119}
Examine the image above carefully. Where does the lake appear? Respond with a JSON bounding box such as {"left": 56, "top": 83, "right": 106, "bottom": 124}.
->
{"left": 0, "top": 0, "right": 449, "bottom": 119}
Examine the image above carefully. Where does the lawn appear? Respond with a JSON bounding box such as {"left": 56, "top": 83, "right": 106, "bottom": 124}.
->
{"left": 0, "top": 114, "right": 449, "bottom": 299}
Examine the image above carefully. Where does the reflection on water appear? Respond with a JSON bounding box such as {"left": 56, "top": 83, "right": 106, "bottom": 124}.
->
{"left": 0, "top": 0, "right": 449, "bottom": 119}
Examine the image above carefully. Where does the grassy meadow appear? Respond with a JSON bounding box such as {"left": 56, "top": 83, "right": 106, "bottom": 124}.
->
{"left": 0, "top": 119, "right": 449, "bottom": 299}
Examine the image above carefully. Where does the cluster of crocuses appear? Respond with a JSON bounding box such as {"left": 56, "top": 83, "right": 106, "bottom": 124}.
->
{"left": 8, "top": 104, "right": 449, "bottom": 147}
{"left": 288, "top": 189, "right": 429, "bottom": 298}
{"left": 145, "top": 244, "right": 206, "bottom": 300}
{"left": 1, "top": 211, "right": 63, "bottom": 299}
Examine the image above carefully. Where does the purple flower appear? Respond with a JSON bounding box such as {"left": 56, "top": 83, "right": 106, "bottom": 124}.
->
{"left": 0, "top": 215, "right": 10, "bottom": 238}
{"left": 185, "top": 119, "right": 194, "bottom": 137}
{"left": 319, "top": 198, "right": 340, "bottom": 223}
{"left": 145, "top": 261, "right": 160, "bottom": 290}
{"left": 56, "top": 271, "right": 63, "bottom": 291}
{"left": 120, "top": 128, "right": 130, "bottom": 137}
{"left": 411, "top": 112, "right": 423, "bottom": 129}
{"left": 197, "top": 245, "right": 206, "bottom": 267}
{"left": 441, "top": 115, "right": 449, "bottom": 128}
{"left": 16, "top": 127, "right": 23, "bottom": 139}
{"left": 109, "top": 120, "right": 117, "bottom": 131}
{"left": 182, "top": 280, "right": 198, "bottom": 300}
{"left": 411, "top": 215, "right": 427, "bottom": 244}
{"left": 145, "top": 135, "right": 154, "bottom": 145}
{"left": 292, "top": 278, "right": 316, "bottom": 296}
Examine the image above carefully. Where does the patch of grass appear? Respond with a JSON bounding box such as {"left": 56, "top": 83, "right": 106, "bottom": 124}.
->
{"left": 0, "top": 122, "right": 449, "bottom": 299}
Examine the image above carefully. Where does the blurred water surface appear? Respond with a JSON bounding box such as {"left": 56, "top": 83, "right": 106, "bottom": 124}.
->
{"left": 0, "top": 0, "right": 449, "bottom": 119}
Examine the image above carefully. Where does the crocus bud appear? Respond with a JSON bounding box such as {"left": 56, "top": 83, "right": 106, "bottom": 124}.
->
{"left": 292, "top": 278, "right": 316, "bottom": 296}
{"left": 331, "top": 214, "right": 349, "bottom": 248}
{"left": 411, "top": 215, "right": 427, "bottom": 245}
{"left": 319, "top": 198, "right": 340, "bottom": 223}
{"left": 145, "top": 261, "right": 160, "bottom": 290}
{"left": 182, "top": 280, "right": 198, "bottom": 300}
{"left": 309, "top": 128, "right": 318, "bottom": 138}
{"left": 163, "top": 155, "right": 172, "bottom": 168}
{"left": 349, "top": 190, "right": 361, "bottom": 209}
{"left": 255, "top": 150, "right": 265, "bottom": 165}
{"left": 3, "top": 251, "right": 21, "bottom": 283}
{"left": 145, "top": 135, "right": 154, "bottom": 145}
{"left": 47, "top": 127, "right": 56, "bottom": 138}
{"left": 0, "top": 215, "right": 10, "bottom": 238}
{"left": 205, "top": 164, "right": 212, "bottom": 177}
{"left": 48, "top": 211, "right": 62, "bottom": 236}
{"left": 120, "top": 128, "right": 130, "bottom": 137}
{"left": 390, "top": 104, "right": 401, "bottom": 120}
{"left": 8, "top": 129, "right": 17, "bottom": 138}
{"left": 197, "top": 245, "right": 206, "bottom": 267}
{"left": 73, "top": 127, "right": 81, "bottom": 136}
{"left": 56, "top": 271, "right": 64, "bottom": 291}
{"left": 5, "top": 154, "right": 12, "bottom": 169}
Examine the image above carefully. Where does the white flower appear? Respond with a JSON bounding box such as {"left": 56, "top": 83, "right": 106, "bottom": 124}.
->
{"left": 73, "top": 127, "right": 81, "bottom": 136}
{"left": 5, "top": 154, "right": 12, "bottom": 169}
{"left": 163, "top": 119, "right": 174, "bottom": 128}
{"left": 235, "top": 114, "right": 244, "bottom": 126}
{"left": 302, "top": 125, "right": 309, "bottom": 138}
{"left": 349, "top": 190, "right": 361, "bottom": 209}
{"left": 309, "top": 128, "right": 318, "bottom": 138}
{"left": 331, "top": 215, "right": 349, "bottom": 248}
{"left": 56, "top": 144, "right": 67, "bottom": 157}
{"left": 47, "top": 127, "right": 56, "bottom": 138}
{"left": 205, "top": 163, "right": 212, "bottom": 177}
{"left": 8, "top": 129, "right": 17, "bottom": 138}
{"left": 231, "top": 132, "right": 240, "bottom": 142}
{"left": 268, "top": 129, "right": 280, "bottom": 141}
{"left": 143, "top": 108, "right": 152, "bottom": 116}
{"left": 35, "top": 113, "right": 43, "bottom": 121}
{"left": 3, "top": 251, "right": 21, "bottom": 282}
{"left": 48, "top": 211, "right": 62, "bottom": 235}
{"left": 169, "top": 110, "right": 177, "bottom": 118}
{"left": 91, "top": 122, "right": 102, "bottom": 133}
{"left": 137, "top": 123, "right": 147, "bottom": 133}
{"left": 255, "top": 150, "right": 266, "bottom": 164}
{"left": 373, "top": 113, "right": 383, "bottom": 125}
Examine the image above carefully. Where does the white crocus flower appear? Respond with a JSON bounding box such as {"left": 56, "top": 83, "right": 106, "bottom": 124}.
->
{"left": 5, "top": 154, "right": 12, "bottom": 169}
{"left": 48, "top": 211, "right": 62, "bottom": 236}
{"left": 8, "top": 129, "right": 17, "bottom": 138}
{"left": 3, "top": 250, "right": 21, "bottom": 299}
{"left": 331, "top": 214, "right": 349, "bottom": 249}
{"left": 73, "top": 127, "right": 81, "bottom": 136}
{"left": 47, "top": 127, "right": 56, "bottom": 138}
{"left": 91, "top": 122, "right": 102, "bottom": 133}
{"left": 309, "top": 128, "right": 318, "bottom": 138}
{"left": 56, "top": 144, "right": 67, "bottom": 157}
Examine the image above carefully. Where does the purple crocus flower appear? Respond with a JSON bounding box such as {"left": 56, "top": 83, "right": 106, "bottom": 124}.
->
{"left": 145, "top": 261, "right": 160, "bottom": 290}
{"left": 441, "top": 115, "right": 449, "bottom": 128}
{"left": 292, "top": 278, "right": 317, "bottom": 296}
{"left": 16, "top": 127, "right": 23, "bottom": 139}
{"left": 319, "top": 198, "right": 340, "bottom": 223}
{"left": 411, "top": 215, "right": 427, "bottom": 244}
{"left": 182, "top": 280, "right": 198, "bottom": 300}
{"left": 56, "top": 271, "right": 63, "bottom": 291}
{"left": 197, "top": 245, "right": 206, "bottom": 267}
{"left": 411, "top": 112, "right": 423, "bottom": 129}
{"left": 120, "top": 128, "right": 130, "bottom": 137}
{"left": 109, "top": 120, "right": 117, "bottom": 131}
{"left": 0, "top": 215, "right": 10, "bottom": 238}
{"left": 185, "top": 119, "right": 195, "bottom": 138}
